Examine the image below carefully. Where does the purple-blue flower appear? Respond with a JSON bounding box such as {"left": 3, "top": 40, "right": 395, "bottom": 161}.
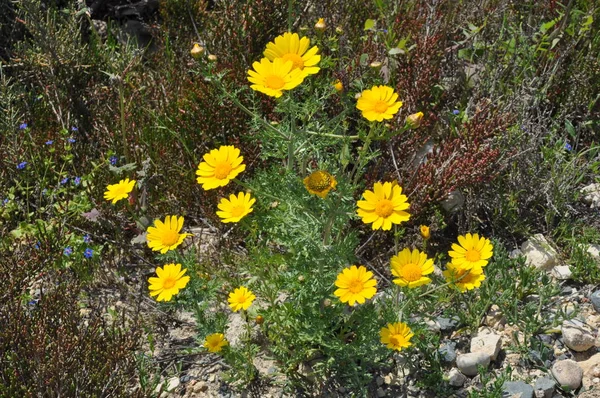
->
{"left": 19, "top": 123, "right": 28, "bottom": 129}
{"left": 565, "top": 143, "right": 573, "bottom": 151}
{"left": 452, "top": 109, "right": 460, "bottom": 115}
{"left": 83, "top": 234, "right": 91, "bottom": 243}
{"left": 45, "top": 140, "right": 54, "bottom": 145}
{"left": 60, "top": 177, "right": 69, "bottom": 185}
{"left": 34, "top": 241, "right": 41, "bottom": 249}
{"left": 109, "top": 155, "right": 118, "bottom": 166}
{"left": 84, "top": 248, "right": 93, "bottom": 259}
{"left": 68, "top": 138, "right": 76, "bottom": 143}
{"left": 2, "top": 198, "right": 9, "bottom": 206}
{"left": 73, "top": 177, "right": 81, "bottom": 186}
{"left": 63, "top": 246, "right": 73, "bottom": 256}
{"left": 17, "top": 161, "right": 27, "bottom": 170}
{"left": 71, "top": 126, "right": 78, "bottom": 131}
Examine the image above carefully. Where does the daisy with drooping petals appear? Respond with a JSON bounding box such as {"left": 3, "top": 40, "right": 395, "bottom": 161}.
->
{"left": 228, "top": 286, "right": 256, "bottom": 312}
{"left": 443, "top": 263, "right": 485, "bottom": 293}
{"left": 196, "top": 146, "right": 246, "bottom": 190}
{"left": 247, "top": 57, "right": 306, "bottom": 98}
{"left": 148, "top": 263, "right": 190, "bottom": 302}
{"left": 380, "top": 322, "right": 414, "bottom": 351}
{"left": 303, "top": 170, "right": 337, "bottom": 198}
{"left": 104, "top": 178, "right": 136, "bottom": 204}
{"left": 448, "top": 233, "right": 493, "bottom": 269}
{"left": 204, "top": 333, "right": 228, "bottom": 353}
{"left": 146, "top": 215, "right": 192, "bottom": 254}
{"left": 216, "top": 192, "right": 256, "bottom": 223}
{"left": 357, "top": 182, "right": 410, "bottom": 231}
{"left": 334, "top": 265, "right": 377, "bottom": 306}
{"left": 264, "top": 32, "right": 321, "bottom": 76}
{"left": 356, "top": 85, "right": 403, "bottom": 122}
{"left": 390, "top": 248, "right": 434, "bottom": 288}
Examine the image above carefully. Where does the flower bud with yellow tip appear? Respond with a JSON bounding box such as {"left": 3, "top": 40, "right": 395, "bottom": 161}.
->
{"left": 406, "top": 112, "right": 424, "bottom": 128}
{"left": 315, "top": 18, "right": 326, "bottom": 33}
{"left": 420, "top": 225, "right": 430, "bottom": 240}
{"left": 191, "top": 43, "right": 205, "bottom": 59}
{"left": 333, "top": 80, "right": 343, "bottom": 92}
{"left": 207, "top": 54, "right": 217, "bottom": 62}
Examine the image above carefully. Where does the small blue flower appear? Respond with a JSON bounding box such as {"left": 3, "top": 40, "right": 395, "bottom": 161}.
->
{"left": 84, "top": 248, "right": 93, "bottom": 259}
{"left": 109, "top": 155, "right": 118, "bottom": 166}
{"left": 45, "top": 140, "right": 54, "bottom": 145}
{"left": 42, "top": 189, "right": 47, "bottom": 196}
{"left": 2, "top": 198, "right": 9, "bottom": 206}
{"left": 68, "top": 137, "right": 76, "bottom": 143}
{"left": 34, "top": 241, "right": 41, "bottom": 249}
{"left": 71, "top": 126, "right": 78, "bottom": 131}
{"left": 73, "top": 177, "right": 81, "bottom": 186}
{"left": 83, "top": 234, "right": 91, "bottom": 243}
{"left": 565, "top": 143, "right": 573, "bottom": 151}
{"left": 452, "top": 109, "right": 460, "bottom": 115}
{"left": 28, "top": 299, "right": 38, "bottom": 306}
{"left": 19, "top": 123, "right": 28, "bottom": 129}
{"left": 63, "top": 246, "right": 73, "bottom": 256}
{"left": 60, "top": 177, "right": 69, "bottom": 185}
{"left": 17, "top": 161, "right": 27, "bottom": 170}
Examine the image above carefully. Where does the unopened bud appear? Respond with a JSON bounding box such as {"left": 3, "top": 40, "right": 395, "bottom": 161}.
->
{"left": 420, "top": 225, "right": 431, "bottom": 240}
{"left": 298, "top": 275, "right": 305, "bottom": 282}
{"left": 333, "top": 80, "right": 343, "bottom": 92}
{"left": 255, "top": 315, "right": 264, "bottom": 325}
{"left": 335, "top": 26, "right": 344, "bottom": 34}
{"left": 191, "top": 43, "right": 205, "bottom": 59}
{"left": 406, "top": 112, "right": 424, "bottom": 128}
{"left": 315, "top": 18, "right": 326, "bottom": 33}
{"left": 369, "top": 61, "right": 382, "bottom": 69}
{"left": 207, "top": 54, "right": 218, "bottom": 62}
{"left": 323, "top": 298, "right": 332, "bottom": 307}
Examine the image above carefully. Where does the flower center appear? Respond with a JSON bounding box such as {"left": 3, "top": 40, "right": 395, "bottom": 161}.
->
{"left": 161, "top": 230, "right": 180, "bottom": 246}
{"left": 400, "top": 263, "right": 422, "bottom": 282}
{"left": 230, "top": 205, "right": 246, "bottom": 217}
{"left": 347, "top": 279, "right": 364, "bottom": 294}
{"left": 465, "top": 249, "right": 481, "bottom": 262}
{"left": 162, "top": 277, "right": 176, "bottom": 289}
{"left": 266, "top": 74, "right": 285, "bottom": 89}
{"left": 375, "top": 199, "right": 394, "bottom": 218}
{"left": 373, "top": 100, "right": 389, "bottom": 113}
{"left": 307, "top": 171, "right": 331, "bottom": 191}
{"left": 282, "top": 53, "right": 304, "bottom": 70}
{"left": 389, "top": 335, "right": 401, "bottom": 347}
{"left": 214, "top": 161, "right": 233, "bottom": 179}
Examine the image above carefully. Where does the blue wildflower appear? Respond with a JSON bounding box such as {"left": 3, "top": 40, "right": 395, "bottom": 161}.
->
{"left": 452, "top": 110, "right": 460, "bottom": 115}
{"left": 71, "top": 126, "right": 78, "bottom": 131}
{"left": 45, "top": 140, "right": 54, "bottom": 145}
{"left": 63, "top": 246, "right": 73, "bottom": 256}
{"left": 73, "top": 177, "right": 81, "bottom": 186}
{"left": 565, "top": 143, "right": 573, "bottom": 151}
{"left": 34, "top": 241, "right": 41, "bottom": 249}
{"left": 2, "top": 198, "right": 8, "bottom": 206}
{"left": 60, "top": 177, "right": 69, "bottom": 185}
{"left": 17, "top": 161, "right": 27, "bottom": 170}
{"left": 68, "top": 138, "right": 76, "bottom": 143}
{"left": 84, "top": 248, "right": 93, "bottom": 259}
{"left": 28, "top": 299, "right": 38, "bottom": 306}
{"left": 109, "top": 155, "right": 118, "bottom": 166}
{"left": 83, "top": 234, "right": 91, "bottom": 243}
{"left": 19, "top": 123, "right": 28, "bottom": 129}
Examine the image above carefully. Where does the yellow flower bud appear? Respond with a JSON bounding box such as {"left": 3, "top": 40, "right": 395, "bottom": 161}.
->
{"left": 315, "top": 18, "right": 326, "bottom": 32}
{"left": 369, "top": 61, "right": 382, "bottom": 69}
{"left": 207, "top": 54, "right": 217, "bottom": 62}
{"left": 406, "top": 112, "right": 424, "bottom": 128}
{"left": 333, "top": 80, "right": 343, "bottom": 92}
{"left": 335, "top": 26, "right": 344, "bottom": 34}
{"left": 190, "top": 43, "right": 205, "bottom": 59}
{"left": 420, "top": 225, "right": 430, "bottom": 240}
{"left": 255, "top": 315, "right": 264, "bottom": 325}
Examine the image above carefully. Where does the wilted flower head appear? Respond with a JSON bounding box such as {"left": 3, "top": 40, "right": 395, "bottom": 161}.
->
{"left": 191, "top": 43, "right": 205, "bottom": 58}
{"left": 314, "top": 18, "right": 326, "bottom": 32}
{"left": 406, "top": 112, "right": 424, "bottom": 128}
{"left": 303, "top": 170, "right": 337, "bottom": 198}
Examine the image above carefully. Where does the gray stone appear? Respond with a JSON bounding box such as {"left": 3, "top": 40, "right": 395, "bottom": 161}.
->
{"left": 521, "top": 234, "right": 558, "bottom": 270}
{"left": 588, "top": 244, "right": 600, "bottom": 259}
{"left": 562, "top": 320, "right": 595, "bottom": 352}
{"left": 456, "top": 352, "right": 491, "bottom": 376}
{"left": 533, "top": 377, "right": 555, "bottom": 398}
{"left": 376, "top": 387, "right": 386, "bottom": 397}
{"left": 166, "top": 376, "right": 180, "bottom": 392}
{"left": 581, "top": 183, "right": 600, "bottom": 208}
{"left": 448, "top": 368, "right": 467, "bottom": 387}
{"left": 550, "top": 265, "right": 572, "bottom": 280}
{"left": 552, "top": 359, "right": 583, "bottom": 390}
{"left": 470, "top": 328, "right": 502, "bottom": 360}
{"left": 436, "top": 316, "right": 460, "bottom": 331}
{"left": 439, "top": 341, "right": 457, "bottom": 363}
{"left": 591, "top": 291, "right": 600, "bottom": 313}
{"left": 440, "top": 190, "right": 464, "bottom": 212}
{"left": 502, "top": 381, "right": 534, "bottom": 398}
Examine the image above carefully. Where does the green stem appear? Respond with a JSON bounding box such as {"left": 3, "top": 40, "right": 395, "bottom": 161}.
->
{"left": 351, "top": 123, "right": 377, "bottom": 185}
{"left": 322, "top": 194, "right": 341, "bottom": 246}
{"left": 306, "top": 130, "right": 360, "bottom": 140}
{"left": 119, "top": 83, "right": 129, "bottom": 163}
{"left": 287, "top": 0, "right": 294, "bottom": 31}
{"left": 233, "top": 178, "right": 285, "bottom": 204}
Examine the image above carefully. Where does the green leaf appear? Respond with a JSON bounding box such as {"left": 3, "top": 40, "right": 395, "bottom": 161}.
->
{"left": 388, "top": 47, "right": 404, "bottom": 55}
{"left": 565, "top": 120, "right": 576, "bottom": 140}
{"left": 364, "top": 19, "right": 376, "bottom": 31}
{"left": 540, "top": 19, "right": 558, "bottom": 34}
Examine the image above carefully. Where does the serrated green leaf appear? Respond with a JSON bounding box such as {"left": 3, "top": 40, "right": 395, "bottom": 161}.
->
{"left": 364, "top": 19, "right": 376, "bottom": 31}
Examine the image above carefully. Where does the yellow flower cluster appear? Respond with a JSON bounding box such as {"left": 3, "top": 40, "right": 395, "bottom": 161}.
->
{"left": 443, "top": 233, "right": 494, "bottom": 292}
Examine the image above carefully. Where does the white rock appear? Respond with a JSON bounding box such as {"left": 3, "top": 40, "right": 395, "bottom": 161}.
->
{"left": 562, "top": 320, "right": 595, "bottom": 352}
{"left": 485, "top": 304, "right": 506, "bottom": 328}
{"left": 448, "top": 368, "right": 467, "bottom": 387}
{"left": 552, "top": 359, "right": 583, "bottom": 390}
{"left": 166, "top": 377, "right": 180, "bottom": 392}
{"left": 440, "top": 190, "right": 465, "bottom": 212}
{"left": 587, "top": 244, "right": 600, "bottom": 259}
{"left": 581, "top": 183, "right": 600, "bottom": 208}
{"left": 551, "top": 265, "right": 573, "bottom": 280}
{"left": 470, "top": 328, "right": 502, "bottom": 360}
{"left": 456, "top": 352, "right": 491, "bottom": 376}
{"left": 521, "top": 234, "right": 558, "bottom": 270}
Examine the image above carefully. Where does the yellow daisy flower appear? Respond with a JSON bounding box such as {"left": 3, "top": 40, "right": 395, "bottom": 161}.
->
{"left": 216, "top": 192, "right": 256, "bottom": 223}
{"left": 204, "top": 333, "right": 228, "bottom": 353}
{"left": 146, "top": 215, "right": 192, "bottom": 254}
{"left": 356, "top": 85, "right": 403, "bottom": 122}
{"left": 303, "top": 170, "right": 337, "bottom": 198}
{"left": 196, "top": 145, "right": 246, "bottom": 190}
{"left": 228, "top": 286, "right": 256, "bottom": 312}
{"left": 334, "top": 265, "right": 377, "bottom": 306}
{"left": 443, "top": 263, "right": 486, "bottom": 293}
{"left": 356, "top": 181, "right": 410, "bottom": 231}
{"left": 263, "top": 32, "right": 321, "bottom": 76}
{"left": 247, "top": 57, "right": 306, "bottom": 98}
{"left": 380, "top": 322, "right": 414, "bottom": 352}
{"left": 103, "top": 178, "right": 136, "bottom": 204}
{"left": 148, "top": 263, "right": 190, "bottom": 302}
{"left": 390, "top": 248, "right": 434, "bottom": 288}
{"left": 448, "top": 233, "right": 494, "bottom": 269}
